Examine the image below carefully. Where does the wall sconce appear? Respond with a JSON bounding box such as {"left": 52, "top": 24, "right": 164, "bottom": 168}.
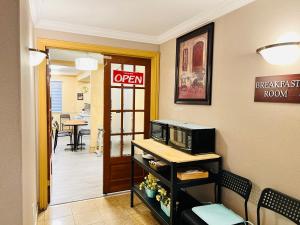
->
{"left": 29, "top": 48, "right": 47, "bottom": 66}
{"left": 256, "top": 42, "right": 300, "bottom": 65}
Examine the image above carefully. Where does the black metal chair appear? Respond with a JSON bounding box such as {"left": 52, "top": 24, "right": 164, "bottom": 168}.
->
{"left": 257, "top": 188, "right": 300, "bottom": 225}
{"left": 60, "top": 113, "right": 71, "bottom": 131}
{"left": 181, "top": 170, "right": 252, "bottom": 225}
{"left": 78, "top": 129, "right": 90, "bottom": 150}
{"left": 53, "top": 121, "right": 72, "bottom": 153}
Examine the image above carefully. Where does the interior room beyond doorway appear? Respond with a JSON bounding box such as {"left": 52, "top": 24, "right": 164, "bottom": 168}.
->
{"left": 49, "top": 48, "right": 104, "bottom": 204}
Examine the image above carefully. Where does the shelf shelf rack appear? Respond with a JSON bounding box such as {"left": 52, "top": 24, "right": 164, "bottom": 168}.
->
{"left": 130, "top": 139, "right": 222, "bottom": 225}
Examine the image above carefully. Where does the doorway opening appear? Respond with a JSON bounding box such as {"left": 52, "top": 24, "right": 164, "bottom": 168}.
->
{"left": 37, "top": 38, "right": 160, "bottom": 210}
{"left": 48, "top": 48, "right": 104, "bottom": 205}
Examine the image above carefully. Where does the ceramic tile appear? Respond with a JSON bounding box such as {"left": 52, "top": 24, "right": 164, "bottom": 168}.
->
{"left": 94, "top": 196, "right": 120, "bottom": 209}
{"left": 73, "top": 209, "right": 103, "bottom": 225}
{"left": 132, "top": 213, "right": 159, "bottom": 225}
{"left": 37, "top": 220, "right": 45, "bottom": 225}
{"left": 45, "top": 204, "right": 72, "bottom": 220}
{"left": 98, "top": 206, "right": 128, "bottom": 221}
{"left": 38, "top": 211, "right": 45, "bottom": 222}
{"left": 101, "top": 216, "right": 137, "bottom": 225}
{"left": 51, "top": 136, "right": 103, "bottom": 205}
{"left": 124, "top": 202, "right": 150, "bottom": 215}
{"left": 71, "top": 199, "right": 98, "bottom": 214}
{"left": 44, "top": 191, "right": 158, "bottom": 225}
{"left": 45, "top": 215, "right": 75, "bottom": 225}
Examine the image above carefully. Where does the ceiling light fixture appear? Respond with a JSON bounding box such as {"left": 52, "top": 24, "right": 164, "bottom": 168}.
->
{"left": 29, "top": 48, "right": 47, "bottom": 66}
{"left": 256, "top": 42, "right": 300, "bottom": 65}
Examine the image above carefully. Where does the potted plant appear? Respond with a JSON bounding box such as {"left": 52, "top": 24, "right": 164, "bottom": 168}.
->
{"left": 139, "top": 173, "right": 158, "bottom": 198}
{"left": 156, "top": 186, "right": 171, "bottom": 217}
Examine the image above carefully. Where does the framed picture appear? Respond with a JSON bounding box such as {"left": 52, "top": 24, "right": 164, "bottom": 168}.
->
{"left": 175, "top": 22, "right": 214, "bottom": 105}
{"left": 77, "top": 93, "right": 84, "bottom": 100}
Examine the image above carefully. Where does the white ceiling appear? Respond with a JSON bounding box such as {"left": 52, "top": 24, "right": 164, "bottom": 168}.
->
{"left": 49, "top": 65, "right": 79, "bottom": 76}
{"left": 49, "top": 48, "right": 101, "bottom": 76}
{"left": 30, "top": 0, "right": 254, "bottom": 44}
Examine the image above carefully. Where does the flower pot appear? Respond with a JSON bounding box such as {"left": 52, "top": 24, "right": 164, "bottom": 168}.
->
{"left": 160, "top": 201, "right": 170, "bottom": 217}
{"left": 145, "top": 187, "right": 156, "bottom": 198}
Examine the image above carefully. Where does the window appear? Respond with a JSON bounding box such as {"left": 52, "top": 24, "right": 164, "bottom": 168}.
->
{"left": 50, "top": 81, "right": 62, "bottom": 112}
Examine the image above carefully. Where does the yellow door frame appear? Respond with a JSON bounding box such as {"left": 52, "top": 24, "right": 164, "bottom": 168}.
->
{"left": 37, "top": 38, "right": 160, "bottom": 210}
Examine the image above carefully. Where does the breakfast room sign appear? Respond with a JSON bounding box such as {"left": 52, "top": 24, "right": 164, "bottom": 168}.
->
{"left": 254, "top": 74, "right": 300, "bottom": 103}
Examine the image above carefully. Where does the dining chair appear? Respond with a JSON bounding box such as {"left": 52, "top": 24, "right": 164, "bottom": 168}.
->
{"left": 181, "top": 170, "right": 252, "bottom": 225}
{"left": 78, "top": 129, "right": 90, "bottom": 150}
{"left": 53, "top": 121, "right": 72, "bottom": 153}
{"left": 60, "top": 113, "right": 71, "bottom": 131}
{"left": 257, "top": 188, "right": 300, "bottom": 225}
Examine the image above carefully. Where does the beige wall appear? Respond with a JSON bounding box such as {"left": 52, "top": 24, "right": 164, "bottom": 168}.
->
{"left": 76, "top": 80, "right": 91, "bottom": 113}
{"left": 20, "top": 1, "right": 37, "bottom": 225}
{"left": 159, "top": 0, "right": 300, "bottom": 224}
{"left": 0, "top": 0, "right": 23, "bottom": 224}
{"left": 51, "top": 75, "right": 91, "bottom": 123}
{"left": 36, "top": 29, "right": 159, "bottom": 52}
{"left": 90, "top": 65, "right": 104, "bottom": 151}
{"left": 0, "top": 0, "right": 36, "bottom": 224}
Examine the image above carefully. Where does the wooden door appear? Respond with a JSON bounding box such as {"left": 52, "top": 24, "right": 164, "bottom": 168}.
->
{"left": 103, "top": 55, "right": 151, "bottom": 193}
{"left": 46, "top": 49, "right": 52, "bottom": 203}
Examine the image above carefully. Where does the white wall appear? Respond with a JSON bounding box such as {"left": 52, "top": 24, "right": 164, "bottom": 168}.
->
{"left": 159, "top": 0, "right": 300, "bottom": 224}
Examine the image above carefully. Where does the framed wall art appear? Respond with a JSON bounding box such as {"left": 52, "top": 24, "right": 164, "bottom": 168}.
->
{"left": 174, "top": 22, "right": 214, "bottom": 105}
{"left": 77, "top": 93, "right": 84, "bottom": 100}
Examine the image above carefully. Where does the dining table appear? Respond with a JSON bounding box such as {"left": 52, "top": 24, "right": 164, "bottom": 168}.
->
{"left": 63, "top": 119, "right": 88, "bottom": 151}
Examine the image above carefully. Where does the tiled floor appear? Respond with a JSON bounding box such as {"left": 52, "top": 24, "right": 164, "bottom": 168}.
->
{"left": 51, "top": 136, "right": 103, "bottom": 205}
{"left": 38, "top": 193, "right": 159, "bottom": 225}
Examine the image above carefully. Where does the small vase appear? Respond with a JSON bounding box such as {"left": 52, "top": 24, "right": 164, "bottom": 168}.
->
{"left": 160, "top": 201, "right": 170, "bottom": 217}
{"left": 145, "top": 187, "right": 156, "bottom": 198}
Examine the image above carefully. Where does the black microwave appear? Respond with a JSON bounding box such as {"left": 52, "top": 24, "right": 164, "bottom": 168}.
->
{"left": 150, "top": 120, "right": 169, "bottom": 144}
{"left": 168, "top": 123, "right": 215, "bottom": 155}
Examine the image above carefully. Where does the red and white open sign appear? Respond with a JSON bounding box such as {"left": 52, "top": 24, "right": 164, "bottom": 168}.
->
{"left": 113, "top": 70, "right": 144, "bottom": 85}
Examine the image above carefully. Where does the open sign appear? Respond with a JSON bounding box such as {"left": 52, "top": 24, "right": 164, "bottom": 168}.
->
{"left": 113, "top": 70, "right": 144, "bottom": 85}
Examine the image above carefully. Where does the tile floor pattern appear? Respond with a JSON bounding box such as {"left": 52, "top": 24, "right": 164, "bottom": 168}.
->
{"left": 38, "top": 193, "right": 160, "bottom": 225}
{"left": 51, "top": 136, "right": 103, "bottom": 204}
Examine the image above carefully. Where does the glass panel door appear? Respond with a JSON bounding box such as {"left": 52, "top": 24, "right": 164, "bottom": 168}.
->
{"left": 103, "top": 55, "right": 151, "bottom": 194}
{"left": 110, "top": 64, "right": 146, "bottom": 158}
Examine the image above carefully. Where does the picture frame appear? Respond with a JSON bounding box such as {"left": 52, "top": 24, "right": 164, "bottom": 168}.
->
{"left": 174, "top": 22, "right": 214, "bottom": 105}
{"left": 77, "top": 93, "right": 84, "bottom": 100}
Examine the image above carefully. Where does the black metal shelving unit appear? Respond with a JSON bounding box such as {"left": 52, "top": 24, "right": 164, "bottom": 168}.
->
{"left": 130, "top": 139, "right": 222, "bottom": 225}
{"left": 133, "top": 185, "right": 170, "bottom": 225}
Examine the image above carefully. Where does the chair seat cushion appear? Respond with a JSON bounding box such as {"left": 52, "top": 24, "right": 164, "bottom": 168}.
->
{"left": 57, "top": 131, "right": 72, "bottom": 137}
{"left": 192, "top": 204, "right": 244, "bottom": 225}
{"left": 79, "top": 129, "right": 90, "bottom": 135}
{"left": 181, "top": 209, "right": 208, "bottom": 225}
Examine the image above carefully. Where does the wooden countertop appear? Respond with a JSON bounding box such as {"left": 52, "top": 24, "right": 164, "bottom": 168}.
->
{"left": 132, "top": 139, "right": 221, "bottom": 163}
{"left": 63, "top": 120, "right": 88, "bottom": 126}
